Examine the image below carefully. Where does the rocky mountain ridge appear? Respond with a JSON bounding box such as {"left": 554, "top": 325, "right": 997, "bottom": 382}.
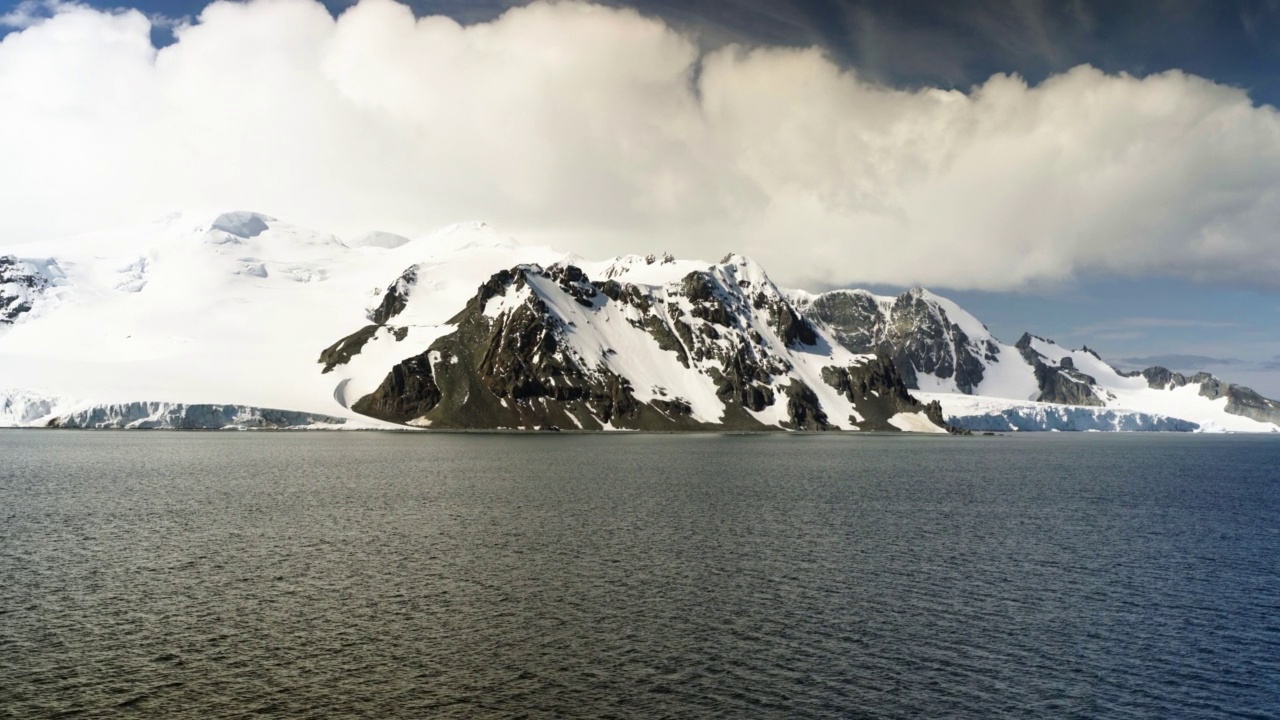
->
{"left": 795, "top": 287, "right": 1280, "bottom": 431}
{"left": 334, "top": 257, "right": 951, "bottom": 432}
{"left": 2, "top": 212, "right": 1276, "bottom": 432}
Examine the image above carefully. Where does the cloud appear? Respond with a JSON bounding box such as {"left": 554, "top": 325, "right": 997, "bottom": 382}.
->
{"left": 1089, "top": 331, "right": 1145, "bottom": 341}
{"left": 1071, "top": 317, "right": 1239, "bottom": 336}
{"left": 1, "top": 0, "right": 83, "bottom": 28}
{"left": 1261, "top": 355, "right": 1280, "bottom": 371}
{"left": 1116, "top": 353, "right": 1244, "bottom": 369}
{"left": 4, "top": 0, "right": 1280, "bottom": 291}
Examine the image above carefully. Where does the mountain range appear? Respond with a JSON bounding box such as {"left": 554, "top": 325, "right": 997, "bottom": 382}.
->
{"left": 3, "top": 212, "right": 1277, "bottom": 432}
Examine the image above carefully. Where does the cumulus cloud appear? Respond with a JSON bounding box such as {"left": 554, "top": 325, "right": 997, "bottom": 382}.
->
{"left": 2, "top": 0, "right": 1280, "bottom": 290}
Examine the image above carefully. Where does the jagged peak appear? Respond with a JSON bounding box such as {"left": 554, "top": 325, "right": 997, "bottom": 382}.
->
{"left": 599, "top": 252, "right": 673, "bottom": 278}
{"left": 585, "top": 252, "right": 700, "bottom": 287}
{"left": 716, "top": 252, "right": 765, "bottom": 273}
{"left": 711, "top": 252, "right": 778, "bottom": 295}
{"left": 896, "top": 287, "right": 994, "bottom": 341}
{"left": 793, "top": 287, "right": 895, "bottom": 315}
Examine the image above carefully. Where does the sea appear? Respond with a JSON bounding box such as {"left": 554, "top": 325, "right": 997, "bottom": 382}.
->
{"left": 2, "top": 430, "right": 1277, "bottom": 718}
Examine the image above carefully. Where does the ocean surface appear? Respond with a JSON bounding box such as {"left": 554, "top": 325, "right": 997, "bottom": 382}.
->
{"left": 2, "top": 430, "right": 1278, "bottom": 718}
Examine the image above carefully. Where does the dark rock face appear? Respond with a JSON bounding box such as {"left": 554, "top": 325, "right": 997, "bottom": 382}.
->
{"left": 1015, "top": 333, "right": 1105, "bottom": 406}
{"left": 804, "top": 288, "right": 996, "bottom": 393}
{"left": 709, "top": 345, "right": 780, "bottom": 414}
{"left": 1215, "top": 384, "right": 1280, "bottom": 425}
{"left": 318, "top": 324, "right": 380, "bottom": 374}
{"left": 1032, "top": 364, "right": 1104, "bottom": 406}
{"left": 804, "top": 290, "right": 883, "bottom": 353}
{"left": 781, "top": 381, "right": 829, "bottom": 430}
{"left": 822, "top": 355, "right": 967, "bottom": 433}
{"left": 318, "top": 264, "right": 419, "bottom": 373}
{"left": 1141, "top": 365, "right": 1280, "bottom": 425}
{"left": 351, "top": 350, "right": 442, "bottom": 422}
{"left": 1, "top": 255, "right": 50, "bottom": 324}
{"left": 768, "top": 299, "right": 818, "bottom": 348}
{"left": 352, "top": 265, "right": 756, "bottom": 430}
{"left": 887, "top": 290, "right": 995, "bottom": 393}
{"left": 342, "top": 261, "right": 948, "bottom": 433}
{"left": 1139, "top": 366, "right": 1214, "bottom": 391}
{"left": 368, "top": 264, "right": 419, "bottom": 325}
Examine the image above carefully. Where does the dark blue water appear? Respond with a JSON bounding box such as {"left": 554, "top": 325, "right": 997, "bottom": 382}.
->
{"left": 1, "top": 431, "right": 1277, "bottom": 718}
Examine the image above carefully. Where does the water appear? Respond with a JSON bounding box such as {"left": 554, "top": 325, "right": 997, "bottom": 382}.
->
{"left": 1, "top": 431, "right": 1277, "bottom": 718}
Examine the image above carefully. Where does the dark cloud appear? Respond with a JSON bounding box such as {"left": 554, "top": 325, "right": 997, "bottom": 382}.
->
{"left": 22, "top": 1, "right": 1280, "bottom": 104}
{"left": 402, "top": 0, "right": 1280, "bottom": 103}
{"left": 1261, "top": 355, "right": 1280, "bottom": 370}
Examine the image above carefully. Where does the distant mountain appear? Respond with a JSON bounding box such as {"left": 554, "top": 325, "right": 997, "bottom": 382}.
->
{"left": 794, "top": 288, "right": 1280, "bottom": 432}
{"left": 1, "top": 212, "right": 1275, "bottom": 432}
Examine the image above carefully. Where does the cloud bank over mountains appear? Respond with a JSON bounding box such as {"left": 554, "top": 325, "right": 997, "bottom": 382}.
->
{"left": 3, "top": 0, "right": 1279, "bottom": 290}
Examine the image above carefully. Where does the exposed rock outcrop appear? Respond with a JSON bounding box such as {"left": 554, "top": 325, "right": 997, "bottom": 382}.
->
{"left": 316, "top": 263, "right": 419, "bottom": 373}
{"left": 822, "top": 355, "right": 966, "bottom": 433}
{"left": 368, "top": 264, "right": 419, "bottom": 325}
{"left": 352, "top": 265, "right": 762, "bottom": 430}
{"left": 319, "top": 324, "right": 380, "bottom": 374}
{"left": 1015, "top": 333, "right": 1105, "bottom": 406}
{"left": 1140, "top": 365, "right": 1280, "bottom": 425}
{"left": 802, "top": 288, "right": 998, "bottom": 393}
{"left": 344, "top": 260, "right": 947, "bottom": 432}
{"left": 1, "top": 255, "right": 52, "bottom": 325}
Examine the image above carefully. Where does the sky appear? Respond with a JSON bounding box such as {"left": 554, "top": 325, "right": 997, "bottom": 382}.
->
{"left": 2, "top": 0, "right": 1279, "bottom": 394}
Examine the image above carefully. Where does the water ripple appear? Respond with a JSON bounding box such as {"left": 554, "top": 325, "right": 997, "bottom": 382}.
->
{"left": 2, "top": 431, "right": 1278, "bottom": 718}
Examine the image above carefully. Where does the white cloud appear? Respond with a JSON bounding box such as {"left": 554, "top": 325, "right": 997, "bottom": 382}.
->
{"left": 1, "top": 0, "right": 83, "bottom": 27}
{"left": 2, "top": 0, "right": 1280, "bottom": 291}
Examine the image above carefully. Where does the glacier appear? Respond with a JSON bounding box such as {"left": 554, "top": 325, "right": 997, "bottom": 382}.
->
{"left": 919, "top": 393, "right": 1203, "bottom": 432}
{"left": 1, "top": 390, "right": 347, "bottom": 429}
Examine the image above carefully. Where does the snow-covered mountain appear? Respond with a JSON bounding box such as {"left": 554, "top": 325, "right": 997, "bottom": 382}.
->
{"left": 327, "top": 254, "right": 946, "bottom": 431}
{"left": 793, "top": 288, "right": 1280, "bottom": 433}
{"left": 1, "top": 212, "right": 1275, "bottom": 432}
{"left": 0, "top": 212, "right": 945, "bottom": 431}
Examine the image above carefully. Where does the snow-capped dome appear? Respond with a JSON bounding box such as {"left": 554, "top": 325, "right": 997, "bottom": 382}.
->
{"left": 210, "top": 211, "right": 275, "bottom": 239}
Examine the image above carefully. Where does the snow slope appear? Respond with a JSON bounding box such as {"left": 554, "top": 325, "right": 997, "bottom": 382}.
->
{"left": 0, "top": 213, "right": 559, "bottom": 427}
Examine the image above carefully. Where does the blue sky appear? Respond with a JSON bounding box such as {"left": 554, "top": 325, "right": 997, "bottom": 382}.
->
{"left": 2, "top": 0, "right": 1279, "bottom": 394}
